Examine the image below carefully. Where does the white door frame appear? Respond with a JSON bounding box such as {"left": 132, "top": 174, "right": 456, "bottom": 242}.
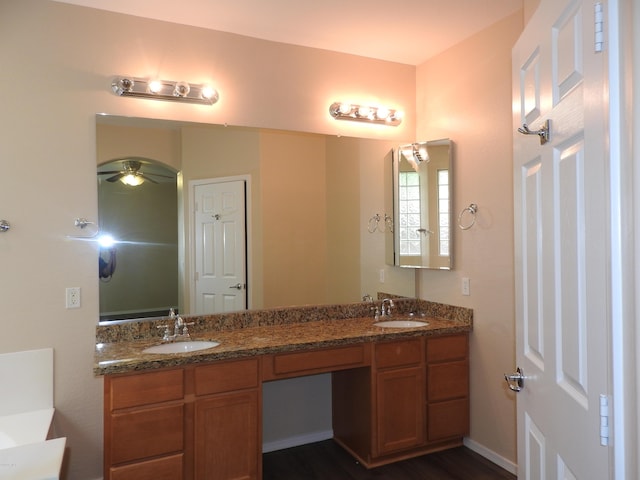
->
{"left": 188, "top": 174, "right": 252, "bottom": 313}
{"left": 607, "top": 1, "right": 636, "bottom": 478}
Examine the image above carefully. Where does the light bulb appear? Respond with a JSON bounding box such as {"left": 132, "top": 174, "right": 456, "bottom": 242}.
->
{"left": 173, "top": 81, "right": 190, "bottom": 97}
{"left": 148, "top": 79, "right": 163, "bottom": 94}
{"left": 357, "top": 106, "right": 371, "bottom": 118}
{"left": 375, "top": 107, "right": 390, "bottom": 120}
{"left": 338, "top": 103, "right": 352, "bottom": 114}
{"left": 121, "top": 174, "right": 145, "bottom": 186}
{"left": 201, "top": 85, "right": 217, "bottom": 101}
{"left": 113, "top": 77, "right": 134, "bottom": 94}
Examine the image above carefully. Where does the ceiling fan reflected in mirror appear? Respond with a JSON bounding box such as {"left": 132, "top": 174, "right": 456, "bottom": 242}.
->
{"left": 98, "top": 158, "right": 175, "bottom": 186}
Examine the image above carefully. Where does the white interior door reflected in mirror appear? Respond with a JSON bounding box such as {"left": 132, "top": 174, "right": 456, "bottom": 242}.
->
{"left": 389, "top": 139, "right": 452, "bottom": 270}
{"left": 192, "top": 177, "right": 248, "bottom": 314}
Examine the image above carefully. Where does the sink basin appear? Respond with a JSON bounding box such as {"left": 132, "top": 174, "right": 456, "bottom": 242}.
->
{"left": 142, "top": 340, "right": 220, "bottom": 354}
{"left": 374, "top": 320, "right": 429, "bottom": 328}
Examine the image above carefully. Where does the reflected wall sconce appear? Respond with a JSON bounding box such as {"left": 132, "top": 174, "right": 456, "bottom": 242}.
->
{"left": 399, "top": 142, "right": 430, "bottom": 164}
{"left": 111, "top": 76, "right": 219, "bottom": 105}
{"left": 329, "top": 102, "right": 402, "bottom": 126}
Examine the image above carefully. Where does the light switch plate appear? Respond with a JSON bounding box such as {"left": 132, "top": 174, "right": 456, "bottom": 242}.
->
{"left": 461, "top": 277, "right": 470, "bottom": 296}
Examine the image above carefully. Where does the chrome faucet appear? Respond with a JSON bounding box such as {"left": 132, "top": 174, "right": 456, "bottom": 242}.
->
{"left": 156, "top": 308, "right": 195, "bottom": 342}
{"left": 380, "top": 298, "right": 395, "bottom": 317}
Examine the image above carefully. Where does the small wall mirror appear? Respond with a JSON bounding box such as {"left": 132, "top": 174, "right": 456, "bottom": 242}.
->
{"left": 387, "top": 139, "right": 453, "bottom": 269}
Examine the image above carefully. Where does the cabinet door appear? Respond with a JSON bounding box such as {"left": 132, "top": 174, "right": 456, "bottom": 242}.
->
{"left": 195, "top": 390, "right": 259, "bottom": 480}
{"left": 375, "top": 366, "right": 425, "bottom": 456}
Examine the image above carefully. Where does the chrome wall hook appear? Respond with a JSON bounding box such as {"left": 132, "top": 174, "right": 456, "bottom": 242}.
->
{"left": 0, "top": 220, "right": 10, "bottom": 232}
{"left": 518, "top": 119, "right": 550, "bottom": 145}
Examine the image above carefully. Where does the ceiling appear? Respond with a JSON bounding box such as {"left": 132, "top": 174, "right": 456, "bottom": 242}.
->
{"left": 53, "top": 0, "right": 523, "bottom": 65}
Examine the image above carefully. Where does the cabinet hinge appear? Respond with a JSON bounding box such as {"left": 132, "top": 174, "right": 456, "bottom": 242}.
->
{"left": 600, "top": 394, "right": 610, "bottom": 446}
{"left": 594, "top": 2, "right": 604, "bottom": 53}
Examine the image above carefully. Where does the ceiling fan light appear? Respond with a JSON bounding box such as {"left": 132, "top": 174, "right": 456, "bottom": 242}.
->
{"left": 121, "top": 173, "right": 145, "bottom": 186}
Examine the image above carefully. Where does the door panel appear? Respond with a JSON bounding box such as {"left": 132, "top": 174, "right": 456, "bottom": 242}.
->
{"left": 513, "top": 0, "right": 610, "bottom": 478}
{"left": 193, "top": 179, "right": 247, "bottom": 314}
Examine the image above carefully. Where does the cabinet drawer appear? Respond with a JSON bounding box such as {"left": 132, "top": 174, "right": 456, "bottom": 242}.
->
{"left": 427, "top": 398, "right": 469, "bottom": 441}
{"left": 195, "top": 358, "right": 260, "bottom": 396}
{"left": 110, "top": 404, "right": 184, "bottom": 465}
{"left": 110, "top": 453, "right": 183, "bottom": 480}
{"left": 109, "top": 369, "right": 184, "bottom": 410}
{"left": 426, "top": 334, "right": 467, "bottom": 363}
{"left": 427, "top": 360, "right": 469, "bottom": 401}
{"left": 265, "top": 344, "right": 367, "bottom": 379}
{"left": 375, "top": 339, "right": 422, "bottom": 369}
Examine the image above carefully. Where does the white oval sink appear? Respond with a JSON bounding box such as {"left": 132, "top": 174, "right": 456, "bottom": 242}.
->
{"left": 373, "top": 320, "right": 429, "bottom": 328}
{"left": 142, "top": 340, "right": 220, "bottom": 354}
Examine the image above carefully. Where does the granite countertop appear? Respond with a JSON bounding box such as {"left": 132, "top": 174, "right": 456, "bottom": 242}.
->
{"left": 95, "top": 314, "right": 471, "bottom": 376}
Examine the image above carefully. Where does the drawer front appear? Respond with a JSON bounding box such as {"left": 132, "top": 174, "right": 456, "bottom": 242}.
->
{"left": 427, "top": 360, "right": 469, "bottom": 401}
{"left": 110, "top": 453, "right": 183, "bottom": 480}
{"left": 375, "top": 338, "right": 422, "bottom": 369}
{"left": 426, "top": 334, "right": 468, "bottom": 363}
{"left": 195, "top": 358, "right": 260, "bottom": 396}
{"left": 267, "top": 344, "right": 367, "bottom": 377}
{"left": 427, "top": 398, "right": 469, "bottom": 442}
{"left": 109, "top": 369, "right": 184, "bottom": 410}
{"left": 110, "top": 404, "right": 184, "bottom": 465}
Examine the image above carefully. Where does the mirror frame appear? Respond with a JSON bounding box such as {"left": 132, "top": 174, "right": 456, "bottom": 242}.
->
{"left": 389, "top": 139, "right": 453, "bottom": 270}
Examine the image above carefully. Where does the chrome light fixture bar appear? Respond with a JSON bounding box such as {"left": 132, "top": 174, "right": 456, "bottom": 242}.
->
{"left": 329, "top": 102, "right": 402, "bottom": 126}
{"left": 111, "top": 76, "right": 219, "bottom": 105}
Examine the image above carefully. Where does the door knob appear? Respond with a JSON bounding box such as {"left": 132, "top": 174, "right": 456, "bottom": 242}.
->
{"left": 229, "top": 283, "right": 245, "bottom": 290}
{"left": 504, "top": 367, "right": 524, "bottom": 392}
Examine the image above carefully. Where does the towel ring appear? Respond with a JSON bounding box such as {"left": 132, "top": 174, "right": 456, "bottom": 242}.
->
{"left": 0, "top": 220, "right": 10, "bottom": 232}
{"left": 458, "top": 204, "right": 478, "bottom": 230}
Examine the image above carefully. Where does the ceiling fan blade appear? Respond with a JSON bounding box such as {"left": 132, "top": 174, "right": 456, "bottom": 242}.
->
{"left": 98, "top": 170, "right": 122, "bottom": 175}
{"left": 106, "top": 173, "right": 124, "bottom": 182}
{"left": 140, "top": 173, "right": 158, "bottom": 184}
{"left": 147, "top": 172, "right": 175, "bottom": 179}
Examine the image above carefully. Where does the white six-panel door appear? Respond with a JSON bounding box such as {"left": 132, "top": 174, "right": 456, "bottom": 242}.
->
{"left": 512, "top": 0, "right": 611, "bottom": 478}
{"left": 192, "top": 178, "right": 247, "bottom": 314}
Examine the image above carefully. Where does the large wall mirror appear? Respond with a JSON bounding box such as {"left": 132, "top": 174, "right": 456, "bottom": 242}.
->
{"left": 387, "top": 139, "right": 453, "bottom": 269}
{"left": 96, "top": 115, "right": 417, "bottom": 323}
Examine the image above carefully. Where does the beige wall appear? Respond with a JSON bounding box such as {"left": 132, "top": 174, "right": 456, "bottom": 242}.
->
{"left": 415, "top": 11, "right": 522, "bottom": 467}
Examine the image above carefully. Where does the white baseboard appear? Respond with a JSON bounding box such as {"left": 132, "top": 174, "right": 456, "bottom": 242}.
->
{"left": 262, "top": 430, "right": 334, "bottom": 453}
{"left": 463, "top": 437, "right": 518, "bottom": 475}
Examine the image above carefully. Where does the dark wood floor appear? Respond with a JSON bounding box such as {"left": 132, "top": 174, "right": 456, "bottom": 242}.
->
{"left": 263, "top": 440, "right": 516, "bottom": 480}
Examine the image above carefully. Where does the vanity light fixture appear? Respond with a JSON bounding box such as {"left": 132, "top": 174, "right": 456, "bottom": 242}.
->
{"left": 329, "top": 102, "right": 403, "bottom": 126}
{"left": 111, "top": 76, "right": 219, "bottom": 105}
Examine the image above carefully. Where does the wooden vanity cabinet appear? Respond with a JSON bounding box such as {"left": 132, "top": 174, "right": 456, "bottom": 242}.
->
{"left": 104, "top": 332, "right": 469, "bottom": 479}
{"left": 333, "top": 338, "right": 426, "bottom": 467}
{"left": 426, "top": 334, "right": 470, "bottom": 443}
{"left": 104, "top": 368, "right": 186, "bottom": 480}
{"left": 104, "top": 358, "right": 261, "bottom": 480}
{"left": 373, "top": 338, "right": 426, "bottom": 456}
{"left": 333, "top": 334, "right": 469, "bottom": 468}
{"left": 193, "top": 358, "right": 261, "bottom": 480}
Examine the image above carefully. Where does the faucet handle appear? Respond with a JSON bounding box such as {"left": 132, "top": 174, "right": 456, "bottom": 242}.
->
{"left": 156, "top": 324, "right": 171, "bottom": 341}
